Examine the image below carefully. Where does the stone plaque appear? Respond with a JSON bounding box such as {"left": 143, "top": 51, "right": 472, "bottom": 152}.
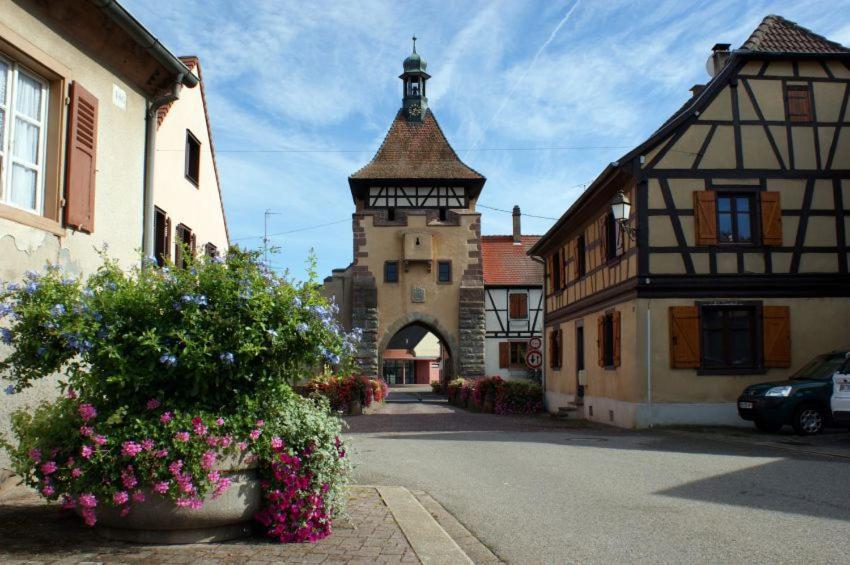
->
{"left": 411, "top": 287, "right": 426, "bottom": 303}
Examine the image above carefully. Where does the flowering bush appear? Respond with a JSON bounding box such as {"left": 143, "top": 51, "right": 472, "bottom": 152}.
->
{"left": 0, "top": 250, "right": 356, "bottom": 543}
{"left": 494, "top": 380, "right": 544, "bottom": 415}
{"left": 430, "top": 381, "right": 445, "bottom": 395}
{"left": 370, "top": 378, "right": 388, "bottom": 404}
{"left": 296, "top": 375, "right": 388, "bottom": 412}
{"left": 472, "top": 376, "right": 503, "bottom": 411}
{"left": 446, "top": 379, "right": 465, "bottom": 404}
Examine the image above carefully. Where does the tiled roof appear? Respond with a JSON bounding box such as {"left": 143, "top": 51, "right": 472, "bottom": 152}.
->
{"left": 481, "top": 235, "right": 543, "bottom": 286}
{"left": 351, "top": 110, "right": 484, "bottom": 180}
{"left": 741, "top": 15, "right": 849, "bottom": 54}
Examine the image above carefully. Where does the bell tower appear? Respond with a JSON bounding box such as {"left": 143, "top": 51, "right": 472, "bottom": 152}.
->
{"left": 400, "top": 36, "right": 429, "bottom": 122}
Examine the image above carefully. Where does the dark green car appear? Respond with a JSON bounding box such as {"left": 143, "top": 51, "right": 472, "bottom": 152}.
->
{"left": 737, "top": 350, "right": 850, "bottom": 435}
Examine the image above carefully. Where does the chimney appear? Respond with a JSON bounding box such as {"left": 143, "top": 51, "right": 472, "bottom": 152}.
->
{"left": 512, "top": 205, "right": 522, "bottom": 244}
{"left": 706, "top": 43, "right": 731, "bottom": 77}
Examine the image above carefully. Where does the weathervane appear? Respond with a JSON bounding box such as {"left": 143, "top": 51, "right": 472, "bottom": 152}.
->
{"left": 412, "top": 35, "right": 417, "bottom": 53}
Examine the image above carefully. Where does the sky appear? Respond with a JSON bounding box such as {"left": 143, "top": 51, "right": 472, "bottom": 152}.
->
{"left": 123, "top": 0, "right": 850, "bottom": 280}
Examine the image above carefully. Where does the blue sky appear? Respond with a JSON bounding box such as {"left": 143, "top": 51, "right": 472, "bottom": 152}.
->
{"left": 124, "top": 0, "right": 850, "bottom": 280}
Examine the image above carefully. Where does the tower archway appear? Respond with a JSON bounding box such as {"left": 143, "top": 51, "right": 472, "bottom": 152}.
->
{"left": 377, "top": 312, "right": 458, "bottom": 385}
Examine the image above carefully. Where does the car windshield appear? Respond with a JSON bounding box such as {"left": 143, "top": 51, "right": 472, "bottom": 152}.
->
{"left": 791, "top": 354, "right": 849, "bottom": 381}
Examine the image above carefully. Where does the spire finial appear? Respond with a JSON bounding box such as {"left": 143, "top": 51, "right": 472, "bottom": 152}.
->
{"left": 412, "top": 35, "right": 417, "bottom": 53}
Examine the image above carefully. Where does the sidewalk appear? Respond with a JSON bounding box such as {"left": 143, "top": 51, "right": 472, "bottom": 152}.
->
{"left": 0, "top": 481, "right": 495, "bottom": 564}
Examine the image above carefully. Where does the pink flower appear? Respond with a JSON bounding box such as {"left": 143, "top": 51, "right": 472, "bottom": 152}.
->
{"left": 113, "top": 491, "right": 129, "bottom": 505}
{"left": 207, "top": 470, "right": 220, "bottom": 483}
{"left": 219, "top": 435, "right": 233, "bottom": 448}
{"left": 174, "top": 431, "right": 190, "bottom": 442}
{"left": 41, "top": 485, "right": 55, "bottom": 496}
{"left": 155, "top": 448, "right": 169, "bottom": 458}
{"left": 80, "top": 445, "right": 93, "bottom": 459}
{"left": 237, "top": 441, "right": 248, "bottom": 451}
{"left": 215, "top": 417, "right": 225, "bottom": 426}
{"left": 141, "top": 439, "right": 155, "bottom": 451}
{"left": 78, "top": 403, "right": 97, "bottom": 422}
{"left": 66, "top": 388, "right": 77, "bottom": 399}
{"left": 121, "top": 441, "right": 142, "bottom": 458}
{"left": 78, "top": 493, "right": 97, "bottom": 508}
{"left": 121, "top": 471, "right": 138, "bottom": 490}
{"left": 249, "top": 429, "right": 261, "bottom": 440}
{"left": 66, "top": 457, "right": 75, "bottom": 467}
{"left": 213, "top": 477, "right": 232, "bottom": 498}
{"left": 92, "top": 435, "right": 107, "bottom": 446}
{"left": 131, "top": 491, "right": 146, "bottom": 503}
{"left": 270, "top": 436, "right": 284, "bottom": 450}
{"left": 201, "top": 450, "right": 216, "bottom": 470}
{"left": 61, "top": 495, "right": 76, "bottom": 510}
{"left": 160, "top": 411, "right": 173, "bottom": 424}
{"left": 153, "top": 481, "right": 169, "bottom": 494}
{"left": 79, "top": 425, "right": 93, "bottom": 437}
{"left": 71, "top": 468, "right": 82, "bottom": 478}
{"left": 193, "top": 422, "right": 208, "bottom": 436}
{"left": 120, "top": 507, "right": 131, "bottom": 517}
{"left": 168, "top": 460, "right": 184, "bottom": 475}
{"left": 255, "top": 419, "right": 265, "bottom": 428}
{"left": 146, "top": 398, "right": 160, "bottom": 410}
{"left": 28, "top": 448, "right": 41, "bottom": 462}
{"left": 81, "top": 508, "right": 97, "bottom": 526}
{"left": 206, "top": 436, "right": 219, "bottom": 447}
{"left": 40, "top": 461, "right": 57, "bottom": 475}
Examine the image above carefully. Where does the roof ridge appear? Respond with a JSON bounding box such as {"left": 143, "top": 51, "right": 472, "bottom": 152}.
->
{"left": 741, "top": 13, "right": 849, "bottom": 53}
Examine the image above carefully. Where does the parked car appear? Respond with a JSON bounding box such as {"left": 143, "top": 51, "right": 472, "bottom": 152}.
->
{"left": 832, "top": 366, "right": 850, "bottom": 428}
{"left": 737, "top": 350, "right": 850, "bottom": 435}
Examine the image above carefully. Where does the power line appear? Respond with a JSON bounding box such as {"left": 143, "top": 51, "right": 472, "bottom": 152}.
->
{"left": 232, "top": 218, "right": 351, "bottom": 242}
{"left": 477, "top": 204, "right": 560, "bottom": 221}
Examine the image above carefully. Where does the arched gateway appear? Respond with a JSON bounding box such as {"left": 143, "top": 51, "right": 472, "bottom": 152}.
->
{"left": 323, "top": 41, "right": 486, "bottom": 382}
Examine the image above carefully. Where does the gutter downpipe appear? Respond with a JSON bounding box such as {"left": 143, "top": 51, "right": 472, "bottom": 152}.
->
{"left": 646, "top": 298, "right": 653, "bottom": 428}
{"left": 142, "top": 79, "right": 183, "bottom": 259}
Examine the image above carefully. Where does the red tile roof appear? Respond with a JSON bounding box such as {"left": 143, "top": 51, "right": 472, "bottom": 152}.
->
{"left": 741, "top": 15, "right": 849, "bottom": 54}
{"left": 481, "top": 235, "right": 543, "bottom": 286}
{"left": 351, "top": 110, "right": 484, "bottom": 180}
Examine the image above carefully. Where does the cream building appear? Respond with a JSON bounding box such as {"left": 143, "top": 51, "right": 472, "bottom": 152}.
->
{"left": 0, "top": 0, "right": 199, "bottom": 473}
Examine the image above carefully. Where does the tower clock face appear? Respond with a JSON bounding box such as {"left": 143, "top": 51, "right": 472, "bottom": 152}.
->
{"left": 408, "top": 104, "right": 422, "bottom": 117}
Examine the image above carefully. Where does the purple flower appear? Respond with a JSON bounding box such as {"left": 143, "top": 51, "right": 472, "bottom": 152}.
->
{"left": 174, "top": 431, "right": 190, "bottom": 442}
{"left": 50, "top": 304, "right": 66, "bottom": 317}
{"left": 159, "top": 354, "right": 177, "bottom": 368}
{"left": 3, "top": 384, "right": 14, "bottom": 395}
{"left": 1, "top": 328, "right": 12, "bottom": 345}
{"left": 80, "top": 445, "right": 93, "bottom": 459}
{"left": 219, "top": 352, "right": 235, "bottom": 365}
{"left": 78, "top": 403, "right": 97, "bottom": 422}
{"left": 121, "top": 441, "right": 142, "bottom": 458}
{"left": 153, "top": 481, "right": 169, "bottom": 494}
{"left": 40, "top": 461, "right": 57, "bottom": 475}
{"left": 160, "top": 411, "right": 173, "bottom": 424}
{"left": 113, "top": 491, "right": 129, "bottom": 505}
{"left": 146, "top": 399, "right": 160, "bottom": 410}
{"left": 78, "top": 493, "right": 97, "bottom": 508}
{"left": 201, "top": 450, "right": 216, "bottom": 470}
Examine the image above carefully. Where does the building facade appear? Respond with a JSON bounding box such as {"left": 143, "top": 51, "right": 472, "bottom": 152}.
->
{"left": 324, "top": 43, "right": 487, "bottom": 381}
{"left": 482, "top": 207, "right": 544, "bottom": 379}
{"left": 529, "top": 15, "right": 850, "bottom": 428}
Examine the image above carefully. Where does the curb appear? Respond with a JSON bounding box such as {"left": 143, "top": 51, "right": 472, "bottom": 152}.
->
{"left": 377, "top": 485, "right": 474, "bottom": 565}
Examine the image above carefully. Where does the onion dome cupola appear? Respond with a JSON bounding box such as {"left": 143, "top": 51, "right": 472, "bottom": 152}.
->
{"left": 399, "top": 36, "right": 430, "bottom": 122}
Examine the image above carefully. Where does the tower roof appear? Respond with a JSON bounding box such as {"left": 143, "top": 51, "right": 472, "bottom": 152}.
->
{"left": 350, "top": 109, "right": 484, "bottom": 181}
{"left": 741, "top": 15, "right": 849, "bottom": 54}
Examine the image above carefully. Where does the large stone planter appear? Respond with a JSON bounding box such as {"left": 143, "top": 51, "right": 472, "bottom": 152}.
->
{"left": 86, "top": 452, "right": 261, "bottom": 544}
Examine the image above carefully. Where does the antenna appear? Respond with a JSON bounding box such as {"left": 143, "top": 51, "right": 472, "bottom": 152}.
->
{"left": 263, "top": 209, "right": 282, "bottom": 267}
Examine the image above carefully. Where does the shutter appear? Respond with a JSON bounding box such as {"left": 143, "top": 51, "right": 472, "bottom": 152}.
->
{"left": 597, "top": 315, "right": 605, "bottom": 367}
{"left": 787, "top": 87, "right": 812, "bottom": 122}
{"left": 566, "top": 239, "right": 575, "bottom": 282}
{"left": 558, "top": 248, "right": 566, "bottom": 290}
{"left": 613, "top": 311, "right": 621, "bottom": 367}
{"left": 546, "top": 255, "right": 554, "bottom": 293}
{"left": 516, "top": 293, "right": 528, "bottom": 319}
{"left": 693, "top": 191, "right": 717, "bottom": 246}
{"left": 599, "top": 216, "right": 608, "bottom": 261}
{"left": 499, "top": 342, "right": 509, "bottom": 369}
{"left": 557, "top": 329, "right": 563, "bottom": 369}
{"left": 190, "top": 233, "right": 197, "bottom": 256}
{"left": 165, "top": 217, "right": 172, "bottom": 262}
{"left": 508, "top": 295, "right": 517, "bottom": 319}
{"left": 763, "top": 306, "right": 791, "bottom": 368}
{"left": 669, "top": 306, "right": 701, "bottom": 368}
{"left": 760, "top": 191, "right": 783, "bottom": 246}
{"left": 548, "top": 330, "right": 556, "bottom": 369}
{"left": 64, "top": 82, "right": 99, "bottom": 233}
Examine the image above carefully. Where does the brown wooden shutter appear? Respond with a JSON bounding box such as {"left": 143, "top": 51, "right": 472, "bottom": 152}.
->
{"left": 546, "top": 255, "right": 554, "bottom": 293}
{"left": 763, "top": 306, "right": 791, "bottom": 368}
{"left": 599, "top": 216, "right": 608, "bottom": 262}
{"left": 558, "top": 248, "right": 566, "bottom": 290}
{"left": 613, "top": 311, "right": 621, "bottom": 368}
{"left": 509, "top": 293, "right": 528, "bottom": 319}
{"left": 548, "top": 330, "right": 557, "bottom": 369}
{"left": 597, "top": 315, "right": 605, "bottom": 367}
{"left": 64, "top": 82, "right": 99, "bottom": 233}
{"left": 669, "top": 306, "right": 701, "bottom": 368}
{"left": 760, "top": 191, "right": 783, "bottom": 246}
{"left": 787, "top": 86, "right": 812, "bottom": 122}
{"left": 499, "top": 342, "right": 509, "bottom": 369}
{"left": 693, "top": 190, "right": 717, "bottom": 246}
{"left": 556, "top": 329, "right": 563, "bottom": 369}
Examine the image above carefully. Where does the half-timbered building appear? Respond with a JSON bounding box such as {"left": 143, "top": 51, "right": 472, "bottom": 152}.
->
{"left": 529, "top": 15, "right": 850, "bottom": 427}
{"left": 482, "top": 206, "right": 544, "bottom": 379}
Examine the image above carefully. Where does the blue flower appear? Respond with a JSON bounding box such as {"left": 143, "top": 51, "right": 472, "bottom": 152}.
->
{"left": 219, "top": 352, "right": 235, "bottom": 365}
{"left": 24, "top": 270, "right": 40, "bottom": 280}
{"left": 159, "top": 354, "right": 177, "bottom": 368}
{"left": 82, "top": 288, "right": 94, "bottom": 298}
{"left": 292, "top": 296, "right": 302, "bottom": 308}
{"left": 296, "top": 322, "right": 309, "bottom": 334}
{"left": 1, "top": 328, "right": 13, "bottom": 345}
{"left": 4, "top": 384, "right": 14, "bottom": 395}
{"left": 211, "top": 255, "right": 225, "bottom": 264}
{"left": 267, "top": 329, "right": 278, "bottom": 338}
{"left": 36, "top": 346, "right": 46, "bottom": 357}
{"left": 60, "top": 278, "right": 75, "bottom": 286}
{"left": 5, "top": 282, "right": 19, "bottom": 292}
{"left": 0, "top": 303, "right": 13, "bottom": 318}
{"left": 143, "top": 255, "right": 158, "bottom": 267}
{"left": 50, "top": 304, "right": 66, "bottom": 317}
{"left": 25, "top": 281, "right": 39, "bottom": 294}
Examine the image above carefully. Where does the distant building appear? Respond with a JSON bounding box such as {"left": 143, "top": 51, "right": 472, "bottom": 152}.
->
{"left": 482, "top": 207, "right": 544, "bottom": 379}
{"left": 529, "top": 15, "right": 850, "bottom": 428}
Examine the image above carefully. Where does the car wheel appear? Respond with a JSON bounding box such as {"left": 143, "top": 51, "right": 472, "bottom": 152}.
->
{"left": 792, "top": 405, "right": 825, "bottom": 435}
{"left": 754, "top": 419, "right": 782, "bottom": 433}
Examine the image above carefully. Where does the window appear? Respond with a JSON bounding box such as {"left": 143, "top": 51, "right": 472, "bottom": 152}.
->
{"left": 384, "top": 261, "right": 399, "bottom": 283}
{"left": 0, "top": 58, "right": 48, "bottom": 213}
{"left": 717, "top": 193, "right": 754, "bottom": 243}
{"left": 174, "top": 223, "right": 194, "bottom": 269}
{"left": 509, "top": 292, "right": 528, "bottom": 319}
{"left": 438, "top": 207, "right": 448, "bottom": 222}
{"left": 576, "top": 324, "right": 585, "bottom": 372}
{"left": 386, "top": 208, "right": 396, "bottom": 221}
{"left": 204, "top": 243, "right": 218, "bottom": 258}
{"left": 437, "top": 261, "right": 451, "bottom": 283}
{"left": 154, "top": 207, "right": 170, "bottom": 266}
{"left": 602, "top": 313, "right": 615, "bottom": 367}
{"left": 786, "top": 85, "right": 812, "bottom": 122}
{"left": 604, "top": 211, "right": 618, "bottom": 261}
{"left": 701, "top": 305, "right": 758, "bottom": 370}
{"left": 509, "top": 341, "right": 528, "bottom": 369}
{"left": 185, "top": 130, "right": 201, "bottom": 186}
{"left": 551, "top": 251, "right": 561, "bottom": 290}
{"left": 577, "top": 235, "right": 586, "bottom": 278}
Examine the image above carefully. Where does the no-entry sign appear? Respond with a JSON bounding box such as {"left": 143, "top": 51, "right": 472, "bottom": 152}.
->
{"left": 525, "top": 349, "right": 543, "bottom": 369}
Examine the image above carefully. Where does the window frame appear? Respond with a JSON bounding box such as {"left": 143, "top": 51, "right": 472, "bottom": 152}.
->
{"left": 697, "top": 301, "right": 763, "bottom": 375}
{"left": 0, "top": 55, "right": 49, "bottom": 215}
{"left": 437, "top": 260, "right": 452, "bottom": 283}
{"left": 786, "top": 84, "right": 813, "bottom": 123}
{"left": 185, "top": 129, "right": 201, "bottom": 187}
{"left": 508, "top": 340, "right": 528, "bottom": 369}
{"left": 716, "top": 192, "right": 757, "bottom": 245}
{"left": 384, "top": 260, "right": 399, "bottom": 283}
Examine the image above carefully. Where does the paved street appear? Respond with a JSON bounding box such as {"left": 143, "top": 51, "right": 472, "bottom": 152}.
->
{"left": 346, "top": 387, "right": 850, "bottom": 564}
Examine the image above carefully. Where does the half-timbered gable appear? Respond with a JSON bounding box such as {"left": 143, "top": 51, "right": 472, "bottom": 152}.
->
{"left": 530, "top": 15, "right": 850, "bottom": 429}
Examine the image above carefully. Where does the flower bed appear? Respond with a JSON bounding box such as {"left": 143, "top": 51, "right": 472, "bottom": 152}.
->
{"left": 447, "top": 376, "right": 543, "bottom": 415}
{"left": 0, "top": 250, "right": 357, "bottom": 543}
{"left": 295, "top": 375, "right": 388, "bottom": 414}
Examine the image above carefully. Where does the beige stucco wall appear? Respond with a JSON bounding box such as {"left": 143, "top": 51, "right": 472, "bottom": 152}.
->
{"left": 0, "top": 1, "right": 150, "bottom": 471}
{"left": 153, "top": 64, "right": 228, "bottom": 256}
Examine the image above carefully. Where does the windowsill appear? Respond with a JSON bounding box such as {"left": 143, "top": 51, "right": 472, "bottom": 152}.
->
{"left": 437, "top": 280, "right": 452, "bottom": 285}
{"left": 0, "top": 203, "right": 65, "bottom": 237}
{"left": 697, "top": 367, "right": 766, "bottom": 376}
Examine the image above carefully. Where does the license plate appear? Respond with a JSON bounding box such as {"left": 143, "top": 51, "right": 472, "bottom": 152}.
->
{"left": 840, "top": 384, "right": 850, "bottom": 392}
{"left": 738, "top": 401, "right": 753, "bottom": 409}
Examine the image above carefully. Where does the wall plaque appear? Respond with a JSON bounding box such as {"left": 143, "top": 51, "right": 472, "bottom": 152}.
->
{"left": 411, "top": 287, "right": 426, "bottom": 303}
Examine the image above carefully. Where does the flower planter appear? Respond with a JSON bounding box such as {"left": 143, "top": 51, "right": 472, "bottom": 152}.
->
{"left": 348, "top": 399, "right": 363, "bottom": 416}
{"left": 84, "top": 453, "right": 260, "bottom": 544}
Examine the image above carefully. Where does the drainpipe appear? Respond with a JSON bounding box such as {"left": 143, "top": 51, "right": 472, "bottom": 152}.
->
{"left": 142, "top": 78, "right": 183, "bottom": 259}
{"left": 646, "top": 299, "right": 653, "bottom": 427}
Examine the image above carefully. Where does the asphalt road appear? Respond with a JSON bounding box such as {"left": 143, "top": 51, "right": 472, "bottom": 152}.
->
{"left": 345, "top": 387, "right": 850, "bottom": 564}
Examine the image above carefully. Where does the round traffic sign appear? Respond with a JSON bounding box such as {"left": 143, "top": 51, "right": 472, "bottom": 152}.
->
{"left": 528, "top": 336, "right": 542, "bottom": 350}
{"left": 525, "top": 349, "right": 543, "bottom": 369}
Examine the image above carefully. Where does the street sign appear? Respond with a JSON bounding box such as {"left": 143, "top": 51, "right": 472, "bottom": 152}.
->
{"left": 528, "top": 336, "right": 542, "bottom": 350}
{"left": 525, "top": 349, "right": 543, "bottom": 369}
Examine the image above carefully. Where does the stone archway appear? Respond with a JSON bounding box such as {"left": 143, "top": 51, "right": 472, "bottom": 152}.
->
{"left": 377, "top": 312, "right": 459, "bottom": 383}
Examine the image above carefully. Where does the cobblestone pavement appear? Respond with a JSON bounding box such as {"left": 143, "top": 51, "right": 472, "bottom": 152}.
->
{"left": 0, "top": 485, "right": 419, "bottom": 564}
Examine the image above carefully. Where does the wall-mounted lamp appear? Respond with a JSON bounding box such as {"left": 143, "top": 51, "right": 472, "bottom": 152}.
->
{"left": 611, "top": 190, "right": 637, "bottom": 240}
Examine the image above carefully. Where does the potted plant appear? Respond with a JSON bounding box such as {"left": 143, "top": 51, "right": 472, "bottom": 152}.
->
{"left": 0, "top": 249, "right": 356, "bottom": 544}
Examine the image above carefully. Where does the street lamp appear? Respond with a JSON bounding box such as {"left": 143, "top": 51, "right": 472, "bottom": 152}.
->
{"left": 611, "top": 190, "right": 636, "bottom": 239}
